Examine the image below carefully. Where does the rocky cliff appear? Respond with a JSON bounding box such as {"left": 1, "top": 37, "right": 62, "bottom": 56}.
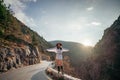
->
{"left": 0, "top": 1, "right": 50, "bottom": 72}
{"left": 93, "top": 15, "right": 120, "bottom": 80}
{"left": 78, "top": 16, "right": 120, "bottom": 80}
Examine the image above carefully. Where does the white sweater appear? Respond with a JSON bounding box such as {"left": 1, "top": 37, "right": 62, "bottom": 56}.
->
{"left": 46, "top": 47, "right": 69, "bottom": 60}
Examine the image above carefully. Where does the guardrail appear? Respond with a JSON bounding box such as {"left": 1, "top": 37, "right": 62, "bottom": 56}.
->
{"left": 45, "top": 62, "right": 82, "bottom": 80}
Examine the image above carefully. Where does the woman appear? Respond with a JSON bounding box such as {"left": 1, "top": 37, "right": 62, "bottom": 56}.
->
{"left": 46, "top": 43, "right": 69, "bottom": 74}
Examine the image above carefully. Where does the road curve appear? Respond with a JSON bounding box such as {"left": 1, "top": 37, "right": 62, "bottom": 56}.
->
{"left": 0, "top": 61, "right": 51, "bottom": 80}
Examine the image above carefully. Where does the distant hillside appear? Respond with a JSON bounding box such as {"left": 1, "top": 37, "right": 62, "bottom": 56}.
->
{"left": 50, "top": 40, "right": 92, "bottom": 66}
{"left": 78, "top": 16, "right": 120, "bottom": 80}
{"left": 0, "top": 1, "right": 51, "bottom": 72}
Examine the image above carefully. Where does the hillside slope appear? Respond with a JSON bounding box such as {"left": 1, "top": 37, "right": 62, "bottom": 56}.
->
{"left": 93, "top": 15, "right": 120, "bottom": 80}
{"left": 0, "top": 1, "right": 50, "bottom": 72}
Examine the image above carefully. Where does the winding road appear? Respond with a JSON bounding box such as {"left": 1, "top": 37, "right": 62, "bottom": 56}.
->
{"left": 0, "top": 61, "right": 51, "bottom": 80}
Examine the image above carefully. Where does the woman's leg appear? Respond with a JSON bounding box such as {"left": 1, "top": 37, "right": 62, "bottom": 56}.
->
{"left": 57, "top": 66, "right": 60, "bottom": 74}
{"left": 56, "top": 59, "right": 60, "bottom": 74}
{"left": 56, "top": 59, "right": 64, "bottom": 74}
{"left": 61, "top": 66, "right": 64, "bottom": 74}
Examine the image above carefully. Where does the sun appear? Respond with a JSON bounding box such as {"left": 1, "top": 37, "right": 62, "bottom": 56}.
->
{"left": 82, "top": 39, "right": 93, "bottom": 46}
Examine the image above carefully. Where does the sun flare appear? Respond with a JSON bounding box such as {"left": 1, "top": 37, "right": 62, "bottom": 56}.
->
{"left": 82, "top": 39, "right": 93, "bottom": 46}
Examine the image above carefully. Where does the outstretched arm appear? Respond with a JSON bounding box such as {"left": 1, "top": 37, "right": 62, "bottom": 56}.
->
{"left": 46, "top": 47, "right": 56, "bottom": 52}
{"left": 62, "top": 48, "right": 69, "bottom": 52}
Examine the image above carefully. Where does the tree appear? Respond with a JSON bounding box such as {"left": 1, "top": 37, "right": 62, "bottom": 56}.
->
{"left": 32, "top": 33, "right": 38, "bottom": 46}
{"left": 0, "top": 0, "right": 7, "bottom": 22}
{"left": 0, "top": 0, "right": 14, "bottom": 26}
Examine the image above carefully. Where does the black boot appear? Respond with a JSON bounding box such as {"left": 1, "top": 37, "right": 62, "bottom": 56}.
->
{"left": 58, "top": 66, "right": 60, "bottom": 74}
{"left": 61, "top": 66, "right": 64, "bottom": 75}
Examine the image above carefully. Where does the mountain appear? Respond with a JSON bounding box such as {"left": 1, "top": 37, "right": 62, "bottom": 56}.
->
{"left": 78, "top": 16, "right": 120, "bottom": 80}
{"left": 50, "top": 40, "right": 92, "bottom": 65}
{"left": 0, "top": 1, "right": 51, "bottom": 72}
{"left": 93, "top": 15, "right": 120, "bottom": 80}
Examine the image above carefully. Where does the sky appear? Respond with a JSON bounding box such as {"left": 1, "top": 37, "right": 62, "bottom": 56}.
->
{"left": 4, "top": 0, "right": 120, "bottom": 46}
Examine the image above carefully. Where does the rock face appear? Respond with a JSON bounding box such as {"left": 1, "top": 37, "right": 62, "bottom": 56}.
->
{"left": 0, "top": 1, "right": 51, "bottom": 72}
{"left": 0, "top": 45, "right": 40, "bottom": 72}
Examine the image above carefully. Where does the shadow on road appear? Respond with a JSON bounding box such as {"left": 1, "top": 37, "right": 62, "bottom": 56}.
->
{"left": 31, "top": 71, "right": 48, "bottom": 80}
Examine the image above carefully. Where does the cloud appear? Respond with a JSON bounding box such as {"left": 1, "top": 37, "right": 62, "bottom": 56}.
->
{"left": 4, "top": 0, "right": 26, "bottom": 11}
{"left": 86, "top": 6, "right": 94, "bottom": 11}
{"left": 21, "top": 0, "right": 37, "bottom": 3}
{"left": 32, "top": 0, "right": 37, "bottom": 2}
{"left": 91, "top": 21, "right": 101, "bottom": 26}
{"left": 4, "top": 0, "right": 38, "bottom": 29}
{"left": 39, "top": 8, "right": 47, "bottom": 14}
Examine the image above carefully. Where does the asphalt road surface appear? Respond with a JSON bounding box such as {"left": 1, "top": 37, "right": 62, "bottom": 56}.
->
{"left": 0, "top": 61, "right": 51, "bottom": 80}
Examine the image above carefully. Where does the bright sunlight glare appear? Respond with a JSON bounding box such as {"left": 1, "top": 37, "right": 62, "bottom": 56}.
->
{"left": 82, "top": 39, "right": 93, "bottom": 46}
